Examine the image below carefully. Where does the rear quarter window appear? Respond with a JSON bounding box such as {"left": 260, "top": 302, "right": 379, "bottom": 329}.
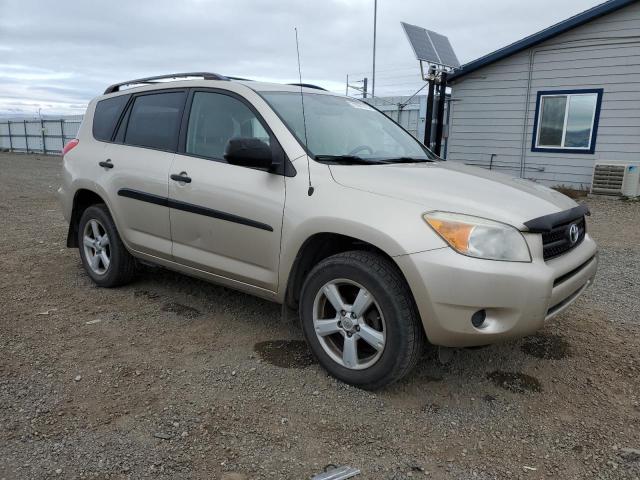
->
{"left": 92, "top": 94, "right": 130, "bottom": 142}
{"left": 123, "top": 91, "right": 186, "bottom": 151}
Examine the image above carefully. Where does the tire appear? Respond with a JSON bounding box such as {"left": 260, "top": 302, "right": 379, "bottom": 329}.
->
{"left": 77, "top": 204, "right": 136, "bottom": 287}
{"left": 299, "top": 250, "right": 424, "bottom": 390}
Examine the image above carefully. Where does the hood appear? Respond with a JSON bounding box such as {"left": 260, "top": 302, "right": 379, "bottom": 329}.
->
{"left": 328, "top": 161, "right": 577, "bottom": 230}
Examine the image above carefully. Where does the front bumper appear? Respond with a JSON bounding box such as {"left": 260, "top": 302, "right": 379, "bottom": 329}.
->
{"left": 395, "top": 234, "right": 598, "bottom": 347}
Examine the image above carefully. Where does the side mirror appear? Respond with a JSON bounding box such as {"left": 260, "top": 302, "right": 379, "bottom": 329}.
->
{"left": 224, "top": 137, "right": 273, "bottom": 169}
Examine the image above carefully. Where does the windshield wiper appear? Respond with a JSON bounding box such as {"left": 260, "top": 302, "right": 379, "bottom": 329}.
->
{"left": 314, "top": 155, "right": 384, "bottom": 165}
{"left": 379, "top": 157, "right": 435, "bottom": 164}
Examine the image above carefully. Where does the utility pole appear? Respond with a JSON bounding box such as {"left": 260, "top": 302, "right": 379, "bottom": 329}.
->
{"left": 371, "top": 0, "right": 377, "bottom": 98}
{"left": 346, "top": 77, "right": 369, "bottom": 98}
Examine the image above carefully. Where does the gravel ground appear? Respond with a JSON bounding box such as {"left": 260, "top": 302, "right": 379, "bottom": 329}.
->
{"left": 0, "top": 152, "right": 639, "bottom": 480}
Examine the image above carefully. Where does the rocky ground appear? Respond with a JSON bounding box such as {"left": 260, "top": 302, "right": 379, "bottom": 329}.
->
{"left": 0, "top": 152, "right": 638, "bottom": 480}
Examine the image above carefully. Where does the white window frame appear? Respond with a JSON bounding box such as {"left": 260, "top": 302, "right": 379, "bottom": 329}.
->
{"left": 534, "top": 91, "right": 600, "bottom": 151}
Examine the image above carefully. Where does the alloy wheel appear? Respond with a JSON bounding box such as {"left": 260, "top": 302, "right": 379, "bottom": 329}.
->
{"left": 312, "top": 278, "right": 386, "bottom": 370}
{"left": 82, "top": 219, "right": 111, "bottom": 275}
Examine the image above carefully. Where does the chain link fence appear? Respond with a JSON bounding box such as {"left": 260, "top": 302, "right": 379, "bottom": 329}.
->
{"left": 0, "top": 119, "right": 82, "bottom": 155}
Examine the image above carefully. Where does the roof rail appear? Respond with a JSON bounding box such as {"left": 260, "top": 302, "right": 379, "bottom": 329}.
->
{"left": 288, "top": 83, "right": 328, "bottom": 91}
{"left": 103, "top": 72, "right": 229, "bottom": 94}
{"left": 226, "top": 76, "right": 253, "bottom": 81}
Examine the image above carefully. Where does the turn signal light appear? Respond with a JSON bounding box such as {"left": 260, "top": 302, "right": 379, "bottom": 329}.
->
{"left": 424, "top": 217, "right": 474, "bottom": 252}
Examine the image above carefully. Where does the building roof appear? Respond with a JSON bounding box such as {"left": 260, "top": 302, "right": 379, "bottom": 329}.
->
{"left": 449, "top": 0, "right": 638, "bottom": 81}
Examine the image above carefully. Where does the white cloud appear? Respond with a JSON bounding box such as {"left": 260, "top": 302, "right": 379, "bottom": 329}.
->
{"left": 0, "top": 0, "right": 606, "bottom": 115}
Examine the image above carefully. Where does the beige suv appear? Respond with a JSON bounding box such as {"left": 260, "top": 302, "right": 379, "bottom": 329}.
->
{"left": 59, "top": 72, "right": 598, "bottom": 389}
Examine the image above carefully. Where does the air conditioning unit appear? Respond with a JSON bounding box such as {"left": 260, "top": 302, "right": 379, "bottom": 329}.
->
{"left": 591, "top": 161, "right": 640, "bottom": 197}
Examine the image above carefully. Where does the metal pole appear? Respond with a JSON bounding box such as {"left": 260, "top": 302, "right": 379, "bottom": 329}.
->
{"left": 24, "top": 120, "right": 29, "bottom": 153}
{"left": 443, "top": 95, "right": 452, "bottom": 159}
{"left": 424, "top": 68, "right": 436, "bottom": 148}
{"left": 346, "top": 74, "right": 349, "bottom": 96}
{"left": 371, "top": 0, "right": 377, "bottom": 98}
{"left": 434, "top": 71, "right": 448, "bottom": 156}
{"left": 7, "top": 121, "right": 12, "bottom": 152}
{"left": 40, "top": 119, "right": 46, "bottom": 154}
{"left": 60, "top": 119, "right": 65, "bottom": 151}
{"left": 363, "top": 77, "right": 368, "bottom": 99}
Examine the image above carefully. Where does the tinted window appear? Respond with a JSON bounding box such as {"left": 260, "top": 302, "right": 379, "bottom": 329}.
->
{"left": 186, "top": 92, "right": 271, "bottom": 160}
{"left": 124, "top": 91, "right": 185, "bottom": 151}
{"left": 92, "top": 94, "right": 129, "bottom": 142}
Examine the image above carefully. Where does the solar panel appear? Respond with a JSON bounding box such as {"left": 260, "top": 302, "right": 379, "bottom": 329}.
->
{"left": 425, "top": 29, "right": 460, "bottom": 68}
{"left": 401, "top": 22, "right": 459, "bottom": 68}
{"left": 401, "top": 22, "right": 439, "bottom": 65}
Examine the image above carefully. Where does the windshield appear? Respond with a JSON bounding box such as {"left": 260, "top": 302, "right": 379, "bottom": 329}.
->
{"left": 260, "top": 92, "right": 438, "bottom": 163}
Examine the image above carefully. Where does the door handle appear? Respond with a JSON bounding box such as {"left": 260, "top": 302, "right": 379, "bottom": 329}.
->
{"left": 99, "top": 160, "right": 114, "bottom": 169}
{"left": 170, "top": 173, "right": 192, "bottom": 183}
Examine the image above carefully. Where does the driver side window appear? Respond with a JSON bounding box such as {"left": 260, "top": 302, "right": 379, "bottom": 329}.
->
{"left": 186, "top": 92, "right": 271, "bottom": 160}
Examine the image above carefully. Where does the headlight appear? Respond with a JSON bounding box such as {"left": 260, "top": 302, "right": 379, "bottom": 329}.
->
{"left": 423, "top": 211, "right": 531, "bottom": 262}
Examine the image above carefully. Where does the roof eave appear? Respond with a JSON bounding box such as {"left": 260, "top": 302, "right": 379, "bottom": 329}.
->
{"left": 449, "top": 0, "right": 637, "bottom": 82}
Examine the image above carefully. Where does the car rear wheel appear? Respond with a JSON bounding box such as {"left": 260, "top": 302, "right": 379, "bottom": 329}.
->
{"left": 78, "top": 204, "right": 136, "bottom": 287}
{"left": 300, "top": 251, "right": 424, "bottom": 389}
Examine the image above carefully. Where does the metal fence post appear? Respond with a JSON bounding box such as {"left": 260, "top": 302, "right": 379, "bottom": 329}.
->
{"left": 7, "top": 121, "right": 12, "bottom": 151}
{"left": 24, "top": 120, "right": 29, "bottom": 153}
{"left": 40, "top": 119, "right": 46, "bottom": 154}
{"left": 60, "top": 120, "right": 65, "bottom": 149}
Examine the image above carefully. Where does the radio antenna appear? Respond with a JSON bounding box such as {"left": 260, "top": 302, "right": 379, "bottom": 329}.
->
{"left": 295, "top": 27, "right": 314, "bottom": 196}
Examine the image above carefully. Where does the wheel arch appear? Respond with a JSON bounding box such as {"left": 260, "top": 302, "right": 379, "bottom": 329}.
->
{"left": 284, "top": 232, "right": 414, "bottom": 312}
{"left": 66, "top": 188, "right": 108, "bottom": 247}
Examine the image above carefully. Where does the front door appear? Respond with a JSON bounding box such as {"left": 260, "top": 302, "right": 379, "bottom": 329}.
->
{"left": 169, "top": 90, "right": 285, "bottom": 291}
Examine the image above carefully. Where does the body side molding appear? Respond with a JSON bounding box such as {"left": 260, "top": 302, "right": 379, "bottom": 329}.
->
{"left": 117, "top": 188, "right": 273, "bottom": 232}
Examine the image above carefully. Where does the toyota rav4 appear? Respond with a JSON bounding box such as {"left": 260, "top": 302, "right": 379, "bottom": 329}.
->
{"left": 59, "top": 72, "right": 598, "bottom": 389}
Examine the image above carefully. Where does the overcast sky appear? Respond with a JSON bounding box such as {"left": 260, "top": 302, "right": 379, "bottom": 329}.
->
{"left": 0, "top": 0, "right": 605, "bottom": 116}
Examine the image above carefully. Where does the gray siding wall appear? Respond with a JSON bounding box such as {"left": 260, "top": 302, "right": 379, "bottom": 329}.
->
{"left": 365, "top": 95, "right": 427, "bottom": 140}
{"left": 447, "top": 2, "right": 640, "bottom": 188}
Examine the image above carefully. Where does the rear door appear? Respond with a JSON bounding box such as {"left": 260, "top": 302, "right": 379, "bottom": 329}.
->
{"left": 168, "top": 89, "right": 285, "bottom": 291}
{"left": 101, "top": 90, "right": 186, "bottom": 258}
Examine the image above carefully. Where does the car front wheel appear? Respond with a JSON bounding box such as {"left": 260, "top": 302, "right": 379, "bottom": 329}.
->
{"left": 300, "top": 251, "right": 424, "bottom": 389}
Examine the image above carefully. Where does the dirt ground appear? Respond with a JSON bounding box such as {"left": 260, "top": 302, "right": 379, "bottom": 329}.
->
{"left": 1, "top": 152, "right": 639, "bottom": 480}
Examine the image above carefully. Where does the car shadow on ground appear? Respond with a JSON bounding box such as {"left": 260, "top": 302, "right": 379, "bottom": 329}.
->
{"left": 118, "top": 262, "right": 566, "bottom": 403}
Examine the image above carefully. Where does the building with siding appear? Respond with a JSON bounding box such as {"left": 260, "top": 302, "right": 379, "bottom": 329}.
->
{"left": 447, "top": 0, "right": 640, "bottom": 189}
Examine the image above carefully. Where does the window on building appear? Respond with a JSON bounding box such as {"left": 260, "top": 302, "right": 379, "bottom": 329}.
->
{"left": 532, "top": 89, "right": 603, "bottom": 153}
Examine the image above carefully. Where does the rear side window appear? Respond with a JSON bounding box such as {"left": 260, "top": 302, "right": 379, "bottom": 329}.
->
{"left": 124, "top": 91, "right": 186, "bottom": 151}
{"left": 92, "top": 94, "right": 129, "bottom": 142}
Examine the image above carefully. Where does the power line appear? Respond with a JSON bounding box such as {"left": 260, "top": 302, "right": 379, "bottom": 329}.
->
{"left": 347, "top": 65, "right": 420, "bottom": 76}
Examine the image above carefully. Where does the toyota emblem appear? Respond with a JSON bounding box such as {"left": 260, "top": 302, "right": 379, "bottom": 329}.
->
{"left": 568, "top": 224, "right": 579, "bottom": 244}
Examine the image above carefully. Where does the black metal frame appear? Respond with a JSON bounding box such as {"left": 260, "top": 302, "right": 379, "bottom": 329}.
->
{"left": 103, "top": 72, "right": 229, "bottom": 95}
{"left": 434, "top": 71, "right": 448, "bottom": 156}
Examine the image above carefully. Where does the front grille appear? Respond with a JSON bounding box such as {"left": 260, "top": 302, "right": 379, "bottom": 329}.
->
{"left": 542, "top": 216, "right": 586, "bottom": 260}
